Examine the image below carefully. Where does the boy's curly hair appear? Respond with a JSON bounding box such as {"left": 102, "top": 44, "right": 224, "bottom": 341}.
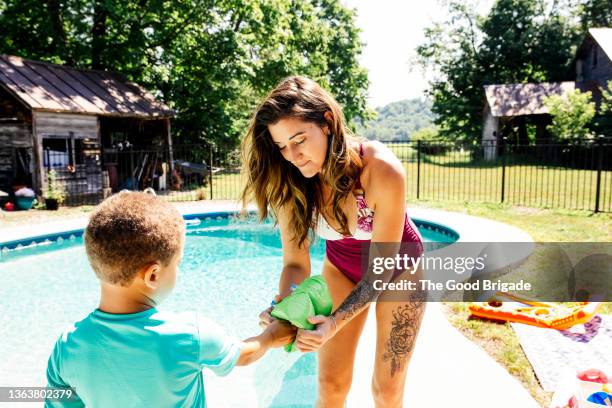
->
{"left": 84, "top": 191, "right": 185, "bottom": 286}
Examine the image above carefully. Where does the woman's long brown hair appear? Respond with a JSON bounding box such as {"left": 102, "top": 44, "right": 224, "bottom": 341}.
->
{"left": 241, "top": 76, "right": 363, "bottom": 247}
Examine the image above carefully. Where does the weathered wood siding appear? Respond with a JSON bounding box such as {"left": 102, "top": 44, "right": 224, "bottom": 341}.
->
{"left": 34, "top": 112, "right": 99, "bottom": 139}
{"left": 0, "top": 122, "right": 32, "bottom": 191}
{"left": 33, "top": 112, "right": 103, "bottom": 202}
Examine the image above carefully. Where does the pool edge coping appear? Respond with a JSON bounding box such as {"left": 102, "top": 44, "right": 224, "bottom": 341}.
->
{"left": 0, "top": 203, "right": 532, "bottom": 251}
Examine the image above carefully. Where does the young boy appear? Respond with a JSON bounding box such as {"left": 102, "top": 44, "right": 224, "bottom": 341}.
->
{"left": 45, "top": 191, "right": 295, "bottom": 407}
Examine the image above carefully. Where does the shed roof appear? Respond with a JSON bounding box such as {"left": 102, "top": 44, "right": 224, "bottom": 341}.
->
{"left": 484, "top": 81, "right": 602, "bottom": 117}
{"left": 0, "top": 54, "right": 174, "bottom": 118}
{"left": 484, "top": 82, "right": 578, "bottom": 117}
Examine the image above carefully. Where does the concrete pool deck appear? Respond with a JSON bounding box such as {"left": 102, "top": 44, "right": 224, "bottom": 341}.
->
{"left": 0, "top": 201, "right": 540, "bottom": 407}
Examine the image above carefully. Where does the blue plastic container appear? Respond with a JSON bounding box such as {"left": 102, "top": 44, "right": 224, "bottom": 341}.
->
{"left": 15, "top": 196, "right": 35, "bottom": 210}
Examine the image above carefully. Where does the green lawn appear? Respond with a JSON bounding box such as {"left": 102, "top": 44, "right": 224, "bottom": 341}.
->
{"left": 404, "top": 162, "right": 611, "bottom": 212}
{"left": 200, "top": 155, "right": 612, "bottom": 213}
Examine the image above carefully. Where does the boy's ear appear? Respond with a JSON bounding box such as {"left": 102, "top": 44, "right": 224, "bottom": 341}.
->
{"left": 139, "top": 262, "right": 162, "bottom": 290}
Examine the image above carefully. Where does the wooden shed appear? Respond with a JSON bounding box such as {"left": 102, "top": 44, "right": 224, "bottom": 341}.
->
{"left": 0, "top": 54, "right": 175, "bottom": 203}
{"left": 481, "top": 27, "right": 611, "bottom": 159}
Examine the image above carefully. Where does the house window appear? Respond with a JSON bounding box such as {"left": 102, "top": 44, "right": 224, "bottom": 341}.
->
{"left": 42, "top": 137, "right": 84, "bottom": 170}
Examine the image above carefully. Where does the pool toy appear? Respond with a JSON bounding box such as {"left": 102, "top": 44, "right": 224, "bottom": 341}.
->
{"left": 271, "top": 275, "right": 333, "bottom": 352}
{"left": 579, "top": 370, "right": 612, "bottom": 407}
{"left": 554, "top": 369, "right": 612, "bottom": 408}
{"left": 468, "top": 292, "right": 601, "bottom": 330}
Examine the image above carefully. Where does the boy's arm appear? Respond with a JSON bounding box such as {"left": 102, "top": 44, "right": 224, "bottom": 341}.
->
{"left": 236, "top": 320, "right": 296, "bottom": 366}
{"left": 198, "top": 316, "right": 295, "bottom": 374}
{"left": 235, "top": 331, "right": 273, "bottom": 366}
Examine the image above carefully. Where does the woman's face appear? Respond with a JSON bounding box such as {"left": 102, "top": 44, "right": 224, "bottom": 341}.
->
{"left": 268, "top": 117, "right": 329, "bottom": 178}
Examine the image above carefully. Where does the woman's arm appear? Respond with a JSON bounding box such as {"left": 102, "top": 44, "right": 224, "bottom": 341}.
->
{"left": 259, "top": 204, "right": 311, "bottom": 328}
{"left": 276, "top": 204, "right": 311, "bottom": 298}
{"left": 295, "top": 145, "right": 408, "bottom": 351}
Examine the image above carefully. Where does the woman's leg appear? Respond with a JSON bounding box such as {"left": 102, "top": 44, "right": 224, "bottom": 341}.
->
{"left": 372, "top": 268, "right": 426, "bottom": 408}
{"left": 317, "top": 257, "right": 370, "bottom": 408}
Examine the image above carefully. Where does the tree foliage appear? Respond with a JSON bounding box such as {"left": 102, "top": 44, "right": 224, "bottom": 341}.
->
{"left": 544, "top": 89, "right": 596, "bottom": 139}
{"left": 601, "top": 80, "right": 612, "bottom": 115}
{"left": 0, "top": 0, "right": 370, "bottom": 148}
{"left": 579, "top": 0, "right": 612, "bottom": 29}
{"left": 592, "top": 80, "right": 612, "bottom": 135}
{"left": 414, "top": 0, "right": 609, "bottom": 144}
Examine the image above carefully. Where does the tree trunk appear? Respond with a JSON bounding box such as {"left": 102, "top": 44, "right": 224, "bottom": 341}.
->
{"left": 46, "top": 0, "right": 70, "bottom": 64}
{"left": 91, "top": 0, "right": 108, "bottom": 70}
{"left": 518, "top": 116, "right": 529, "bottom": 146}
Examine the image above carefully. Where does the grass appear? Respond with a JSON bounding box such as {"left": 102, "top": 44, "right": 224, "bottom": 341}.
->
{"left": 410, "top": 200, "right": 611, "bottom": 407}
{"left": 184, "top": 155, "right": 612, "bottom": 213}
{"left": 403, "top": 162, "right": 612, "bottom": 213}
{"left": 410, "top": 199, "right": 612, "bottom": 241}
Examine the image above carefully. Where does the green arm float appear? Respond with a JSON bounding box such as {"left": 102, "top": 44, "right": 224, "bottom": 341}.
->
{"left": 270, "top": 275, "right": 333, "bottom": 352}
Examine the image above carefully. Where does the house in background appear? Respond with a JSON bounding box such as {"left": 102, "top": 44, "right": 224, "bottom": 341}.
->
{"left": 0, "top": 54, "right": 175, "bottom": 203}
{"left": 482, "top": 27, "right": 612, "bottom": 159}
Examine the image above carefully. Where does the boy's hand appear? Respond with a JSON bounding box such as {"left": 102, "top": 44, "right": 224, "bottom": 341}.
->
{"left": 265, "top": 319, "right": 297, "bottom": 348}
{"left": 258, "top": 295, "right": 281, "bottom": 328}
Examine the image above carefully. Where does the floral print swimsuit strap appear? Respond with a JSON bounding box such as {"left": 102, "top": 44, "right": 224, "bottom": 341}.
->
{"left": 355, "top": 143, "right": 374, "bottom": 234}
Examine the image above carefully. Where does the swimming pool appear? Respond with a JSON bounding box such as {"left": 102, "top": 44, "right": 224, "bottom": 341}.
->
{"left": 0, "top": 213, "right": 457, "bottom": 407}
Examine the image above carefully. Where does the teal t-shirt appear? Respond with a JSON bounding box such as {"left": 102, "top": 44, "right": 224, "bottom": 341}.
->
{"left": 45, "top": 308, "right": 241, "bottom": 408}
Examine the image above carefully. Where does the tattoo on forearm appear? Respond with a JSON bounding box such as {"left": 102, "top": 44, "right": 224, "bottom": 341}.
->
{"left": 334, "top": 277, "right": 378, "bottom": 320}
{"left": 382, "top": 291, "right": 426, "bottom": 377}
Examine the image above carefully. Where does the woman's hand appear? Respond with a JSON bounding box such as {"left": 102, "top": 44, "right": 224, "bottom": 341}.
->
{"left": 258, "top": 295, "right": 281, "bottom": 328}
{"left": 295, "top": 315, "right": 338, "bottom": 352}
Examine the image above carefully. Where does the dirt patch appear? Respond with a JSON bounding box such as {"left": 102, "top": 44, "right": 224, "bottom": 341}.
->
{"left": 0, "top": 206, "right": 94, "bottom": 226}
{"left": 511, "top": 206, "right": 544, "bottom": 215}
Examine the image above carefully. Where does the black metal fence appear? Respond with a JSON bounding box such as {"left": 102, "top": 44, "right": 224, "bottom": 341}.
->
{"left": 35, "top": 143, "right": 241, "bottom": 206}
{"left": 20, "top": 136, "right": 612, "bottom": 213}
{"left": 391, "top": 136, "right": 612, "bottom": 213}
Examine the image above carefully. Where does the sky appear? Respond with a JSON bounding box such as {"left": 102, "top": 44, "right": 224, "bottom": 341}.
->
{"left": 342, "top": 0, "right": 494, "bottom": 108}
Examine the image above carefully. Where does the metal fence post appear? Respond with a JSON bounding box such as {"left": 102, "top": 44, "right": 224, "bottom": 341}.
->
{"left": 594, "top": 135, "right": 604, "bottom": 213}
{"left": 209, "top": 146, "right": 214, "bottom": 200}
{"left": 129, "top": 147, "right": 135, "bottom": 191}
{"left": 416, "top": 140, "right": 421, "bottom": 200}
{"left": 500, "top": 137, "right": 507, "bottom": 203}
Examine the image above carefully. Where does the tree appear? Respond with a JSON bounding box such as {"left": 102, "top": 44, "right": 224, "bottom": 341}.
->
{"left": 579, "top": 0, "right": 612, "bottom": 29}
{"left": 600, "top": 80, "right": 612, "bottom": 115}
{"left": 415, "top": 0, "right": 581, "bottom": 144}
{"left": 592, "top": 80, "right": 612, "bottom": 136}
{"left": 0, "top": 0, "right": 370, "bottom": 148}
{"left": 544, "top": 89, "right": 596, "bottom": 140}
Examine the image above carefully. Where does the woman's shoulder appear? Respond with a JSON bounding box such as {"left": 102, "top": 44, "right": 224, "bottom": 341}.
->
{"left": 359, "top": 140, "right": 405, "bottom": 182}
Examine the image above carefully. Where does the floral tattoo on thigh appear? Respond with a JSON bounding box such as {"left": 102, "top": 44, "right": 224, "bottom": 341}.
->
{"left": 382, "top": 292, "right": 425, "bottom": 377}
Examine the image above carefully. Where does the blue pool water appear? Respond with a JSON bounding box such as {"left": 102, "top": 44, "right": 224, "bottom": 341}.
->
{"left": 0, "top": 214, "right": 456, "bottom": 407}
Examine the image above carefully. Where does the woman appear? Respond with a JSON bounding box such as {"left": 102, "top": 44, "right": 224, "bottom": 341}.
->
{"left": 241, "top": 76, "right": 425, "bottom": 408}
